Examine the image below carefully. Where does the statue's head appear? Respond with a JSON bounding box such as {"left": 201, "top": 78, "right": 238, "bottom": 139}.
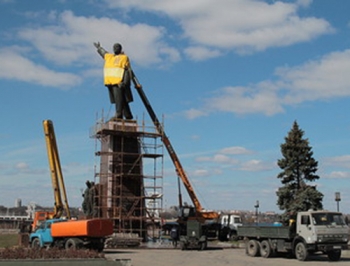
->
{"left": 113, "top": 43, "right": 122, "bottom": 55}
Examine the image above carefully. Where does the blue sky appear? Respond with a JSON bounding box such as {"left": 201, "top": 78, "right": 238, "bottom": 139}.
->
{"left": 1, "top": 0, "right": 350, "bottom": 214}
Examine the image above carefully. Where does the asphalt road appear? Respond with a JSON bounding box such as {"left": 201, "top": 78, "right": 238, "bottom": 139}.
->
{"left": 104, "top": 247, "right": 350, "bottom": 266}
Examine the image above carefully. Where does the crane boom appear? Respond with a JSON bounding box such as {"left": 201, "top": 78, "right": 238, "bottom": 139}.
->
{"left": 130, "top": 71, "right": 218, "bottom": 220}
{"left": 43, "top": 120, "right": 71, "bottom": 219}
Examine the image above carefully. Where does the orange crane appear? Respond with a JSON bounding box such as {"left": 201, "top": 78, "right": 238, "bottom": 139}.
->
{"left": 32, "top": 120, "right": 71, "bottom": 230}
{"left": 130, "top": 70, "right": 218, "bottom": 220}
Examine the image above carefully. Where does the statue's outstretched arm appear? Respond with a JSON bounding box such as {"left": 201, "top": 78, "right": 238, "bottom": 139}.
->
{"left": 93, "top": 42, "right": 107, "bottom": 58}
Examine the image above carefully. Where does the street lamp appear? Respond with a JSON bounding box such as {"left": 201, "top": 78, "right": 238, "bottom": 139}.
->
{"left": 254, "top": 200, "right": 259, "bottom": 225}
{"left": 335, "top": 192, "right": 341, "bottom": 212}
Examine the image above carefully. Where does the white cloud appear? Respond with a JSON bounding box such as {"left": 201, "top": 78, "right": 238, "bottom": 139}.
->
{"left": 190, "top": 143, "right": 276, "bottom": 172}
{"left": 191, "top": 168, "right": 223, "bottom": 177}
{"left": 192, "top": 169, "right": 209, "bottom": 177}
{"left": 205, "top": 84, "right": 284, "bottom": 116}
{"left": 1, "top": 156, "right": 93, "bottom": 207}
{"left": 196, "top": 154, "right": 239, "bottom": 165}
{"left": 7, "top": 161, "right": 46, "bottom": 176}
{"left": 195, "top": 146, "right": 256, "bottom": 167}
{"left": 1, "top": 10, "right": 181, "bottom": 87}
{"left": 220, "top": 146, "right": 254, "bottom": 155}
{"left": 17, "top": 11, "right": 180, "bottom": 67}
{"left": 184, "top": 108, "right": 208, "bottom": 119}
{"left": 0, "top": 1, "right": 341, "bottom": 113}
{"left": 190, "top": 135, "right": 200, "bottom": 141}
{"left": 15, "top": 162, "right": 29, "bottom": 170}
{"left": 213, "top": 154, "right": 236, "bottom": 164}
{"left": 323, "top": 155, "right": 350, "bottom": 169}
{"left": 184, "top": 46, "right": 222, "bottom": 61}
{"left": 0, "top": 48, "right": 82, "bottom": 88}
{"left": 240, "top": 159, "right": 274, "bottom": 171}
{"left": 327, "top": 171, "right": 350, "bottom": 179}
{"left": 0, "top": 1, "right": 334, "bottom": 87}
{"left": 296, "top": 0, "right": 313, "bottom": 8}
{"left": 185, "top": 49, "right": 350, "bottom": 117}
{"left": 104, "top": 0, "right": 333, "bottom": 55}
{"left": 277, "top": 50, "right": 350, "bottom": 103}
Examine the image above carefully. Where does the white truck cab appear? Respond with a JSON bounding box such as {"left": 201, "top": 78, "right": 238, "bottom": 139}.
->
{"left": 238, "top": 210, "right": 349, "bottom": 261}
{"left": 296, "top": 210, "right": 348, "bottom": 245}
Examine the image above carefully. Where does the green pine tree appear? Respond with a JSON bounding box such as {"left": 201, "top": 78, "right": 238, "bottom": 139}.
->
{"left": 276, "top": 121, "right": 323, "bottom": 215}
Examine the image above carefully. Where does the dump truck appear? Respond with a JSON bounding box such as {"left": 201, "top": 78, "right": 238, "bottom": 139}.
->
{"left": 237, "top": 210, "right": 349, "bottom": 261}
{"left": 30, "top": 218, "right": 113, "bottom": 251}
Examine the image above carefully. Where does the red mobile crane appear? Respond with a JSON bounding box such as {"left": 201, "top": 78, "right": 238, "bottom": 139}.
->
{"left": 130, "top": 71, "right": 219, "bottom": 221}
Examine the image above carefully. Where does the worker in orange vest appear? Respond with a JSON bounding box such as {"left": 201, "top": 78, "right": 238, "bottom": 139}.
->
{"left": 94, "top": 42, "right": 133, "bottom": 120}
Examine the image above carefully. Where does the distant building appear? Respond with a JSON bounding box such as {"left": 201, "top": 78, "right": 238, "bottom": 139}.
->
{"left": 15, "top": 198, "right": 22, "bottom": 208}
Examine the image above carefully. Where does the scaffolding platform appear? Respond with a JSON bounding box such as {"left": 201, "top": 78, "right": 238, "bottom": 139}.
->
{"left": 90, "top": 117, "right": 164, "bottom": 240}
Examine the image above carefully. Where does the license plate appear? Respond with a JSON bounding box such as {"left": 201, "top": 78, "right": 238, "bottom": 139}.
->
{"left": 333, "top": 246, "right": 341, "bottom": 249}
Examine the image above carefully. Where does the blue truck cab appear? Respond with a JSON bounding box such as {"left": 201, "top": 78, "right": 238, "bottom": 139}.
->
{"left": 30, "top": 218, "right": 65, "bottom": 248}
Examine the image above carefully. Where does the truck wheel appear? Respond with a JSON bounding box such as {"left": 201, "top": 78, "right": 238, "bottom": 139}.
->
{"left": 295, "top": 242, "right": 308, "bottom": 261}
{"left": 229, "top": 232, "right": 239, "bottom": 241}
{"left": 259, "top": 240, "right": 272, "bottom": 258}
{"left": 65, "top": 238, "right": 77, "bottom": 250}
{"left": 327, "top": 250, "right": 341, "bottom": 261}
{"left": 199, "top": 241, "right": 207, "bottom": 251}
{"left": 97, "top": 242, "right": 105, "bottom": 252}
{"left": 31, "top": 238, "right": 41, "bottom": 249}
{"left": 172, "top": 240, "right": 178, "bottom": 248}
{"left": 246, "top": 239, "right": 260, "bottom": 257}
{"left": 91, "top": 241, "right": 105, "bottom": 252}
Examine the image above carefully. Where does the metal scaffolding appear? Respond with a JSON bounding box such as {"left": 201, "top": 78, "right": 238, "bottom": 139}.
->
{"left": 90, "top": 117, "right": 163, "bottom": 239}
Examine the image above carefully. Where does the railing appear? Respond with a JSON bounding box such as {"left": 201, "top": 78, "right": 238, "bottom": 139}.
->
{"left": 0, "top": 215, "right": 32, "bottom": 221}
{"left": 89, "top": 117, "right": 162, "bottom": 138}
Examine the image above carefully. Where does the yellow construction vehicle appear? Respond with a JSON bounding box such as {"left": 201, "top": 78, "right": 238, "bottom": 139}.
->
{"left": 30, "top": 120, "right": 113, "bottom": 250}
{"left": 31, "top": 120, "right": 71, "bottom": 231}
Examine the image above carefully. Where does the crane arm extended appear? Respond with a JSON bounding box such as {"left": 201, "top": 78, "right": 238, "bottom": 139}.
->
{"left": 130, "top": 71, "right": 218, "bottom": 219}
{"left": 43, "top": 120, "right": 71, "bottom": 219}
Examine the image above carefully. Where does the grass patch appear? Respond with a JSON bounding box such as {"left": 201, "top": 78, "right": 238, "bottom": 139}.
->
{"left": 0, "top": 234, "right": 18, "bottom": 248}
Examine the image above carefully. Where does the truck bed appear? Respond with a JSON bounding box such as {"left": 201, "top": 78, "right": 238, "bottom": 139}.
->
{"left": 237, "top": 225, "right": 291, "bottom": 239}
{"left": 51, "top": 219, "right": 113, "bottom": 238}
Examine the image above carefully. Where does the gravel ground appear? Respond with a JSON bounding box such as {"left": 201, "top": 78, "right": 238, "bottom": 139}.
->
{"left": 104, "top": 243, "right": 350, "bottom": 266}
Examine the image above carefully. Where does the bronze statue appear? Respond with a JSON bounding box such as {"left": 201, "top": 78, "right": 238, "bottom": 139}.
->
{"left": 94, "top": 42, "right": 133, "bottom": 119}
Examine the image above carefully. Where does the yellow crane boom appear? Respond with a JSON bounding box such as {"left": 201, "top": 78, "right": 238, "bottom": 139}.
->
{"left": 43, "top": 120, "right": 71, "bottom": 219}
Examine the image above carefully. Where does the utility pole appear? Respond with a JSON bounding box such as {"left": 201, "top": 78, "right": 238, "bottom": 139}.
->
{"left": 254, "top": 200, "right": 259, "bottom": 225}
{"left": 335, "top": 192, "right": 341, "bottom": 212}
